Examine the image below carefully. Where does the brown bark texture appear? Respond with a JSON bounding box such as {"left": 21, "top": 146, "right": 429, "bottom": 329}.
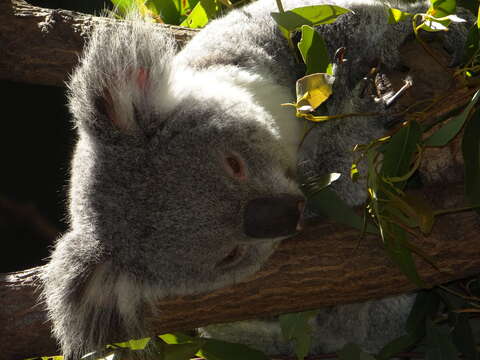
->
{"left": 1, "top": 0, "right": 479, "bottom": 359}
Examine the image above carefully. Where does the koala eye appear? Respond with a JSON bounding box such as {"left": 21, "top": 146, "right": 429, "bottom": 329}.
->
{"left": 224, "top": 153, "right": 247, "bottom": 180}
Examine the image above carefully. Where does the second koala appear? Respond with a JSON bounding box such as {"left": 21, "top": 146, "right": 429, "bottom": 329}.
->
{"left": 40, "top": 0, "right": 469, "bottom": 358}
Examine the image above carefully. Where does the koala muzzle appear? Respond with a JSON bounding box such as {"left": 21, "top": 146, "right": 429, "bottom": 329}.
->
{"left": 244, "top": 195, "right": 305, "bottom": 239}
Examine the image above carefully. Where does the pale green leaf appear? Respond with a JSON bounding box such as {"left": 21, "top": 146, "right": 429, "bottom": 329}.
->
{"left": 387, "top": 7, "right": 412, "bottom": 24}
{"left": 180, "top": 0, "right": 219, "bottom": 28}
{"left": 271, "top": 5, "right": 350, "bottom": 32}
{"left": 381, "top": 120, "right": 422, "bottom": 190}
{"left": 280, "top": 311, "right": 319, "bottom": 360}
{"left": 425, "top": 90, "right": 480, "bottom": 147}
{"left": 297, "top": 25, "right": 332, "bottom": 75}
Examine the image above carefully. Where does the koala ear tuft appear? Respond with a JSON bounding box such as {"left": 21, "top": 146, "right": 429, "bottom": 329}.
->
{"left": 68, "top": 20, "right": 177, "bottom": 139}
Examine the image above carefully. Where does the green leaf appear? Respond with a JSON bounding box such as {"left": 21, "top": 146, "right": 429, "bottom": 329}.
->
{"left": 110, "top": 0, "right": 135, "bottom": 14}
{"left": 451, "top": 313, "right": 478, "bottom": 360}
{"left": 149, "top": 0, "right": 181, "bottom": 24}
{"left": 280, "top": 310, "right": 319, "bottom": 360}
{"left": 271, "top": 5, "right": 350, "bottom": 32}
{"left": 425, "top": 90, "right": 480, "bottom": 147}
{"left": 421, "top": 0, "right": 457, "bottom": 32}
{"left": 162, "top": 342, "right": 203, "bottom": 360}
{"left": 111, "top": 337, "right": 151, "bottom": 350}
{"left": 198, "top": 338, "right": 268, "bottom": 360}
{"left": 376, "top": 333, "right": 419, "bottom": 360}
{"left": 463, "top": 25, "right": 480, "bottom": 65}
{"left": 402, "top": 193, "right": 435, "bottom": 235}
{"left": 382, "top": 222, "right": 425, "bottom": 287}
{"left": 381, "top": 120, "right": 422, "bottom": 190}
{"left": 180, "top": 0, "right": 219, "bottom": 28}
{"left": 159, "top": 332, "right": 196, "bottom": 344}
{"left": 429, "top": 0, "right": 456, "bottom": 18}
{"left": 337, "top": 343, "right": 376, "bottom": 360}
{"left": 406, "top": 290, "right": 441, "bottom": 337}
{"left": 462, "top": 107, "right": 480, "bottom": 214}
{"left": 297, "top": 25, "right": 332, "bottom": 75}
{"left": 308, "top": 188, "right": 377, "bottom": 234}
{"left": 387, "top": 8, "right": 412, "bottom": 24}
{"left": 425, "top": 319, "right": 458, "bottom": 360}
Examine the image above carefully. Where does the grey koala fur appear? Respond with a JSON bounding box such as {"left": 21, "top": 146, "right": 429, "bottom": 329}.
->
{"left": 39, "top": 0, "right": 470, "bottom": 358}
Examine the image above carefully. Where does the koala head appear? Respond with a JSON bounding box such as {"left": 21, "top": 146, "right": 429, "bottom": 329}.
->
{"left": 66, "top": 20, "right": 305, "bottom": 298}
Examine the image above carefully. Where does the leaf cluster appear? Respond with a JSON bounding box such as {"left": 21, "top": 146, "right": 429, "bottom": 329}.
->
{"left": 270, "top": 0, "right": 480, "bottom": 359}
{"left": 110, "top": 0, "right": 240, "bottom": 27}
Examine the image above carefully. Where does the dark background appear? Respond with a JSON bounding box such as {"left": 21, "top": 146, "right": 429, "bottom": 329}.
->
{"left": 0, "top": 0, "right": 111, "bottom": 272}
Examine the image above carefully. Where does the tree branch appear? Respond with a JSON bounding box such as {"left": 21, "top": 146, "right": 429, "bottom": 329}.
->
{"left": 1, "top": 1, "right": 479, "bottom": 359}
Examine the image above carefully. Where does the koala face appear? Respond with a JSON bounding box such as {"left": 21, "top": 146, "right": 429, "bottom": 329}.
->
{"left": 137, "top": 101, "right": 305, "bottom": 292}
{"left": 67, "top": 25, "right": 305, "bottom": 295}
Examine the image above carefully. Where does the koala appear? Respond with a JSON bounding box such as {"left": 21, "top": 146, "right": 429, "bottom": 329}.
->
{"left": 39, "top": 0, "right": 470, "bottom": 358}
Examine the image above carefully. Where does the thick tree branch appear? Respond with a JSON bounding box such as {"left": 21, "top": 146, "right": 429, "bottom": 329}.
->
{"left": 1, "top": 1, "right": 479, "bottom": 359}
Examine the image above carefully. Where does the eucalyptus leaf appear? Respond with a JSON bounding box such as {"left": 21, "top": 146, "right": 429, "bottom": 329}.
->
{"left": 425, "top": 319, "right": 459, "bottom": 360}
{"left": 463, "top": 25, "right": 479, "bottom": 65}
{"left": 406, "top": 290, "right": 441, "bottom": 337}
{"left": 280, "top": 310, "right": 319, "bottom": 360}
{"left": 462, "top": 107, "right": 480, "bottom": 214}
{"left": 429, "top": 0, "right": 456, "bottom": 18}
{"left": 159, "top": 332, "right": 196, "bottom": 344}
{"left": 381, "top": 222, "right": 424, "bottom": 287}
{"left": 162, "top": 342, "right": 203, "bottom": 360}
{"left": 149, "top": 0, "right": 181, "bottom": 24}
{"left": 402, "top": 193, "right": 435, "bottom": 234}
{"left": 387, "top": 7, "right": 412, "bottom": 24}
{"left": 420, "top": 0, "right": 456, "bottom": 32}
{"left": 297, "top": 25, "right": 332, "bottom": 75}
{"left": 271, "top": 5, "right": 350, "bottom": 32}
{"left": 381, "top": 120, "right": 422, "bottom": 190}
{"left": 308, "top": 188, "right": 377, "bottom": 233}
{"left": 180, "top": 0, "right": 219, "bottom": 28}
{"left": 376, "top": 333, "right": 419, "bottom": 360}
{"left": 111, "top": 337, "right": 151, "bottom": 350}
{"left": 451, "top": 313, "right": 478, "bottom": 360}
{"left": 199, "top": 338, "right": 268, "bottom": 360}
{"left": 110, "top": 0, "right": 134, "bottom": 15}
{"left": 425, "top": 90, "right": 480, "bottom": 147}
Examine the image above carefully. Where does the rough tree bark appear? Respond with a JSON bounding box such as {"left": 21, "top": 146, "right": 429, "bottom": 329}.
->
{"left": 0, "top": 0, "right": 479, "bottom": 360}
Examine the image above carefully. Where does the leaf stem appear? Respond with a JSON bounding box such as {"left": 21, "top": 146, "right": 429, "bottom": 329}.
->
{"left": 275, "top": 0, "right": 285, "bottom": 13}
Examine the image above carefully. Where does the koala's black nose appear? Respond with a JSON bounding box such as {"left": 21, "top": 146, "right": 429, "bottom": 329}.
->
{"left": 243, "top": 194, "right": 305, "bottom": 239}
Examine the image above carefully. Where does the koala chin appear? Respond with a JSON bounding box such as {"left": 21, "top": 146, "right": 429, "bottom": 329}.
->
{"left": 39, "top": 0, "right": 471, "bottom": 358}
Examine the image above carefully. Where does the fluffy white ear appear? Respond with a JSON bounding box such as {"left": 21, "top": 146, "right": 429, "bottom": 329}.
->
{"left": 68, "top": 19, "right": 178, "bottom": 137}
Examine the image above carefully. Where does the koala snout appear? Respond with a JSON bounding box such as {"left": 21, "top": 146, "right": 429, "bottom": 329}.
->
{"left": 243, "top": 195, "right": 305, "bottom": 239}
